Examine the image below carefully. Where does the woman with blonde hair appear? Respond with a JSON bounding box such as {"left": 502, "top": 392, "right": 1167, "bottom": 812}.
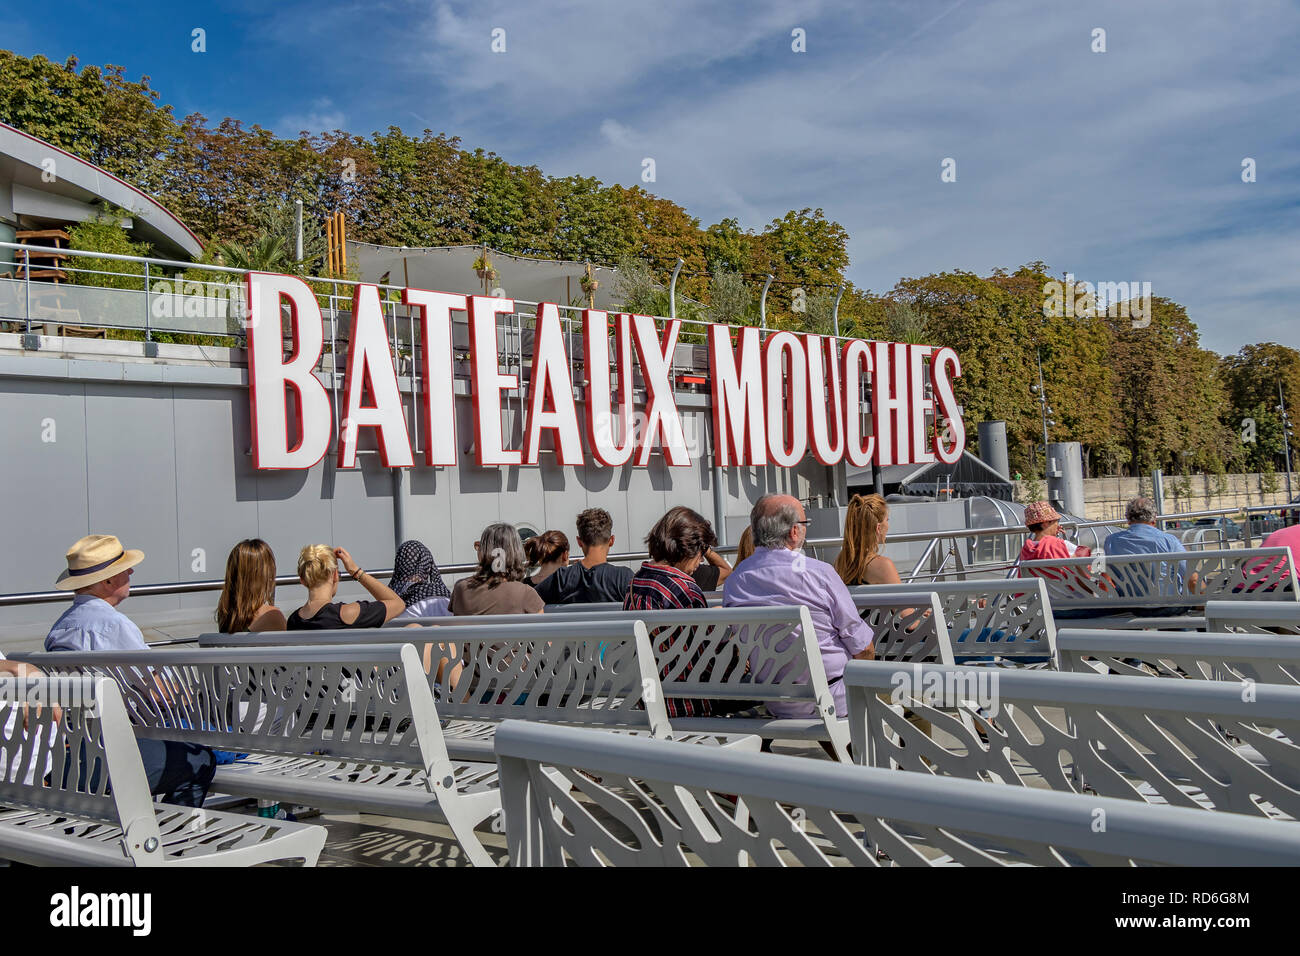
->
{"left": 288, "top": 545, "right": 405, "bottom": 630}
{"left": 734, "top": 526, "right": 755, "bottom": 566}
{"left": 835, "top": 494, "right": 901, "bottom": 586}
{"left": 215, "top": 539, "right": 286, "bottom": 633}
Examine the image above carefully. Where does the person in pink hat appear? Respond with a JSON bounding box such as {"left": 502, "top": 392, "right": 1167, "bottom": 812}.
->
{"left": 1017, "top": 501, "right": 1090, "bottom": 572}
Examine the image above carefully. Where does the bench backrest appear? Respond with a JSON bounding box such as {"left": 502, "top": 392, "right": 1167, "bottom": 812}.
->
{"left": 852, "top": 592, "right": 952, "bottom": 664}
{"left": 14, "top": 644, "right": 449, "bottom": 776}
{"left": 1021, "top": 547, "right": 1298, "bottom": 608}
{"left": 325, "top": 606, "right": 833, "bottom": 715}
{"left": 0, "top": 676, "right": 161, "bottom": 863}
{"left": 845, "top": 660, "right": 1300, "bottom": 819}
{"left": 196, "top": 622, "right": 670, "bottom": 735}
{"left": 1057, "top": 628, "right": 1300, "bottom": 686}
{"left": 493, "top": 720, "right": 1300, "bottom": 866}
{"left": 1205, "top": 600, "right": 1300, "bottom": 634}
{"left": 851, "top": 578, "right": 1056, "bottom": 662}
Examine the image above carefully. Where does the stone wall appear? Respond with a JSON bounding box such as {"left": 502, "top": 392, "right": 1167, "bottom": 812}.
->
{"left": 1012, "top": 473, "right": 1295, "bottom": 521}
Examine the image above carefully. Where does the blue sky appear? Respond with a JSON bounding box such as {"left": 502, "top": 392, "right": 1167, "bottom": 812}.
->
{"left": 7, "top": 0, "right": 1299, "bottom": 354}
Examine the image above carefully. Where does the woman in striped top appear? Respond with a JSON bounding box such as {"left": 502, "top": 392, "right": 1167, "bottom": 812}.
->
{"left": 626, "top": 507, "right": 753, "bottom": 719}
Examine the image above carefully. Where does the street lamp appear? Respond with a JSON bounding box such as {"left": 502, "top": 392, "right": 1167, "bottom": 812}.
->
{"left": 1278, "top": 382, "right": 1294, "bottom": 501}
{"left": 1030, "top": 348, "right": 1054, "bottom": 476}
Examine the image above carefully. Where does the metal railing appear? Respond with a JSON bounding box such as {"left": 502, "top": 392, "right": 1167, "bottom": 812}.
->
{"left": 3, "top": 504, "right": 1289, "bottom": 610}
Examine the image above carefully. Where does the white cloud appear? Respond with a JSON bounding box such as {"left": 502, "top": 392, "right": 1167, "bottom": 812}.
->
{"left": 277, "top": 97, "right": 347, "bottom": 136}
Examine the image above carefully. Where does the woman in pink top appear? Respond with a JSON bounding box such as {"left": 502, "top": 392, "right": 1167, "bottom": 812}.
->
{"left": 1018, "top": 501, "right": 1090, "bottom": 579}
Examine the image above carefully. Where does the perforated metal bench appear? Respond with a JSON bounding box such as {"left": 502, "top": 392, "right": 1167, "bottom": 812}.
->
{"left": 1057, "top": 628, "right": 1300, "bottom": 686}
{"left": 1205, "top": 600, "right": 1300, "bottom": 634}
{"left": 493, "top": 720, "right": 1300, "bottom": 866}
{"left": 14, "top": 644, "right": 515, "bottom": 866}
{"left": 845, "top": 660, "right": 1300, "bottom": 820}
{"left": 1021, "top": 547, "right": 1298, "bottom": 614}
{"left": 356, "top": 606, "right": 852, "bottom": 760}
{"left": 0, "top": 676, "right": 326, "bottom": 866}
{"left": 197, "top": 620, "right": 758, "bottom": 758}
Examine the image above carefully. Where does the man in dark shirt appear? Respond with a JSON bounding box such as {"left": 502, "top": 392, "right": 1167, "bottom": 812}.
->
{"left": 535, "top": 507, "right": 634, "bottom": 604}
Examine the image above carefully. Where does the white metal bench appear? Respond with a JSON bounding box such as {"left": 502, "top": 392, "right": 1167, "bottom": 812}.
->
{"left": 196, "top": 621, "right": 757, "bottom": 758}
{"left": 14, "top": 644, "right": 514, "bottom": 866}
{"left": 845, "top": 660, "right": 1300, "bottom": 820}
{"left": 0, "top": 676, "right": 326, "bottom": 866}
{"left": 493, "top": 720, "right": 1300, "bottom": 866}
{"left": 1205, "top": 600, "right": 1300, "bottom": 634}
{"left": 1021, "top": 547, "right": 1298, "bottom": 613}
{"left": 851, "top": 579, "right": 1055, "bottom": 665}
{"left": 1057, "top": 628, "right": 1300, "bottom": 686}
{"left": 357, "top": 606, "right": 851, "bottom": 760}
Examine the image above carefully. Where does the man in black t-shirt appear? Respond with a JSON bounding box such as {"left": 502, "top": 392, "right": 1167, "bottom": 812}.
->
{"left": 535, "top": 507, "right": 634, "bottom": 604}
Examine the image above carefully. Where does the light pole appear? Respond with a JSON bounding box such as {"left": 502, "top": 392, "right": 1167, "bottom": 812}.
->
{"left": 1278, "top": 382, "right": 1294, "bottom": 501}
{"left": 1029, "top": 348, "right": 1054, "bottom": 478}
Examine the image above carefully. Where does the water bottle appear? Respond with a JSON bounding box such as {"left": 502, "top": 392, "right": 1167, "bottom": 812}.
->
{"left": 256, "top": 798, "right": 280, "bottom": 818}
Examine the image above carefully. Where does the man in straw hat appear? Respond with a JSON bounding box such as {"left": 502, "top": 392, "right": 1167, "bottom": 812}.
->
{"left": 44, "top": 534, "right": 216, "bottom": 805}
{"left": 46, "top": 534, "right": 149, "bottom": 652}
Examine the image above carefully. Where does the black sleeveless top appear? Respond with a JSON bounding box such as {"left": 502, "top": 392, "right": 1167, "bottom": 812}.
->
{"left": 287, "top": 600, "right": 387, "bottom": 630}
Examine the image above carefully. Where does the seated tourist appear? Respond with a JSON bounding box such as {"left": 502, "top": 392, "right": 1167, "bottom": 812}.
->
{"left": 288, "top": 545, "right": 405, "bottom": 629}
{"left": 524, "top": 530, "right": 571, "bottom": 588}
{"left": 390, "top": 539, "right": 453, "bottom": 621}
{"left": 45, "top": 535, "right": 215, "bottom": 806}
{"left": 216, "top": 539, "right": 287, "bottom": 633}
{"left": 835, "top": 493, "right": 903, "bottom": 586}
{"left": 47, "top": 534, "right": 150, "bottom": 652}
{"left": 534, "top": 507, "right": 633, "bottom": 604}
{"left": 691, "top": 546, "right": 733, "bottom": 593}
{"left": 627, "top": 507, "right": 752, "bottom": 718}
{"left": 734, "top": 527, "right": 755, "bottom": 566}
{"left": 1103, "top": 496, "right": 1198, "bottom": 606}
{"left": 1017, "top": 501, "right": 1091, "bottom": 571}
{"left": 723, "top": 495, "right": 875, "bottom": 719}
{"left": 451, "top": 524, "right": 545, "bottom": 615}
{"left": 626, "top": 507, "right": 716, "bottom": 612}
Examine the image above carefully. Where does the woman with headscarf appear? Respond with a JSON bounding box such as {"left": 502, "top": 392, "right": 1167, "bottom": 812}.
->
{"left": 390, "top": 539, "right": 453, "bottom": 622}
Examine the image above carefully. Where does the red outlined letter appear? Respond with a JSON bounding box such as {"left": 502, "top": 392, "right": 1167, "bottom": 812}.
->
{"left": 337, "top": 284, "right": 414, "bottom": 468}
{"left": 805, "top": 334, "right": 845, "bottom": 465}
{"left": 468, "top": 295, "right": 522, "bottom": 467}
{"left": 763, "top": 331, "right": 809, "bottom": 468}
{"left": 842, "top": 339, "right": 875, "bottom": 468}
{"left": 246, "top": 272, "right": 332, "bottom": 470}
{"left": 583, "top": 311, "right": 635, "bottom": 466}
{"left": 908, "top": 344, "right": 937, "bottom": 466}
{"left": 404, "top": 287, "right": 465, "bottom": 466}
{"left": 708, "top": 324, "right": 767, "bottom": 466}
{"left": 932, "top": 346, "right": 965, "bottom": 463}
{"left": 630, "top": 314, "right": 691, "bottom": 466}
{"left": 872, "top": 341, "right": 911, "bottom": 466}
{"left": 523, "top": 303, "right": 584, "bottom": 465}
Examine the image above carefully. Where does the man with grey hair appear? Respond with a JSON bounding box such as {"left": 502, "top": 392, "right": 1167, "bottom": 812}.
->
{"left": 723, "top": 494, "right": 874, "bottom": 720}
{"left": 1103, "top": 495, "right": 1197, "bottom": 598}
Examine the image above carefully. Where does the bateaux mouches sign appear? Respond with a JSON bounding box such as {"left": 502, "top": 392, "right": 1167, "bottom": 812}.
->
{"left": 245, "top": 273, "right": 966, "bottom": 471}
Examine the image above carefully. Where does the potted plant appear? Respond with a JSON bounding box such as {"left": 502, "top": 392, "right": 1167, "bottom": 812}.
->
{"left": 472, "top": 252, "right": 497, "bottom": 283}
{"left": 580, "top": 266, "right": 599, "bottom": 296}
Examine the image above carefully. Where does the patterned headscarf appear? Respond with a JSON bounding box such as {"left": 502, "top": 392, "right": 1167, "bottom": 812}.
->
{"left": 390, "top": 539, "right": 450, "bottom": 605}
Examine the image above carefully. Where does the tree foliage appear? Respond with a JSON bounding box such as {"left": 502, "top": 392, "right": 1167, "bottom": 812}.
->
{"left": 0, "top": 51, "right": 1276, "bottom": 480}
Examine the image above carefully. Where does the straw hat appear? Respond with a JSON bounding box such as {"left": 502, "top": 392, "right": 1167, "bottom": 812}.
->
{"left": 1023, "top": 501, "right": 1062, "bottom": 526}
{"left": 54, "top": 534, "right": 144, "bottom": 590}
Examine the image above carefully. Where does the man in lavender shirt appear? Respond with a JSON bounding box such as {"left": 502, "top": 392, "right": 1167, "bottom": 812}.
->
{"left": 723, "top": 494, "right": 875, "bottom": 719}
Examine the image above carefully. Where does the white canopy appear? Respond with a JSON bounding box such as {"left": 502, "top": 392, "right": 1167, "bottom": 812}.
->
{"left": 348, "top": 242, "right": 626, "bottom": 310}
